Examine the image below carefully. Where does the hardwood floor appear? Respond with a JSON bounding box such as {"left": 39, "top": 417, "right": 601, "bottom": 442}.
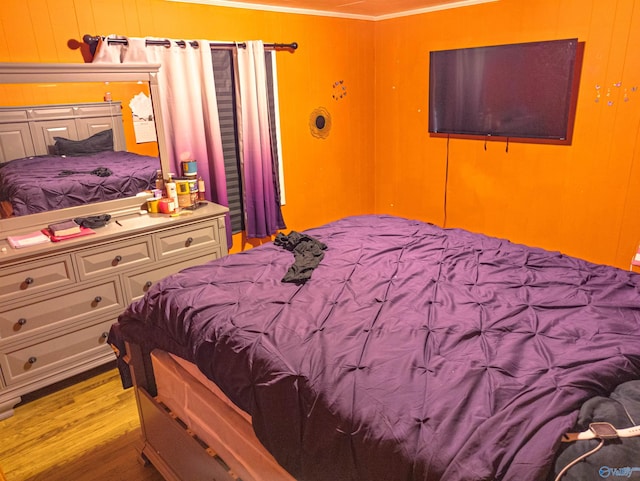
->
{"left": 0, "top": 364, "right": 164, "bottom": 481}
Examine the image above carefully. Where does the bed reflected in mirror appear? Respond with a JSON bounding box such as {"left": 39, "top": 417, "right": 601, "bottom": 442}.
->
{"left": 0, "top": 80, "right": 160, "bottom": 219}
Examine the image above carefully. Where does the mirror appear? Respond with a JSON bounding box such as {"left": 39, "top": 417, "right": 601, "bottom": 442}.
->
{"left": 0, "top": 63, "right": 169, "bottom": 235}
{"left": 0, "top": 81, "right": 160, "bottom": 219}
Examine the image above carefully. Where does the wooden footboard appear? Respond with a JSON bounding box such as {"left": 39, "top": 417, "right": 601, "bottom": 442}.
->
{"left": 124, "top": 342, "right": 295, "bottom": 481}
{"left": 135, "top": 389, "right": 238, "bottom": 481}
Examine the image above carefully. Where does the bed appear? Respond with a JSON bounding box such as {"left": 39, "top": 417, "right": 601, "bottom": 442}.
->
{"left": 0, "top": 102, "right": 159, "bottom": 217}
{"left": 109, "top": 214, "right": 640, "bottom": 481}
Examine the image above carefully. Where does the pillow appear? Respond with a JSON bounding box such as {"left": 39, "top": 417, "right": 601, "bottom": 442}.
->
{"left": 54, "top": 129, "right": 114, "bottom": 156}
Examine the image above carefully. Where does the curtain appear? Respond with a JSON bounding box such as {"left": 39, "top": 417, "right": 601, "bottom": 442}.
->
{"left": 92, "top": 36, "right": 286, "bottom": 243}
{"left": 236, "top": 41, "right": 286, "bottom": 238}
{"left": 92, "top": 36, "right": 231, "bottom": 246}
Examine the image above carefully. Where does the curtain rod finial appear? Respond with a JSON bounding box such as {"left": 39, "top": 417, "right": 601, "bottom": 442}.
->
{"left": 83, "top": 34, "right": 101, "bottom": 57}
{"left": 83, "top": 34, "right": 100, "bottom": 45}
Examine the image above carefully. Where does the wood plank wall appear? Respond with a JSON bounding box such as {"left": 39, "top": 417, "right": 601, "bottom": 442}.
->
{"left": 375, "top": 0, "right": 640, "bottom": 269}
{"left": 2, "top": 0, "right": 640, "bottom": 267}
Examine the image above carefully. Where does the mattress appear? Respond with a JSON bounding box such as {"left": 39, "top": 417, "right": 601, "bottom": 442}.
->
{"left": 113, "top": 214, "right": 640, "bottom": 481}
{"left": 0, "top": 151, "right": 159, "bottom": 215}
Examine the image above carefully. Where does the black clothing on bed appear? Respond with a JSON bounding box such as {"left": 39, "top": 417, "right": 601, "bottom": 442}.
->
{"left": 274, "top": 231, "right": 327, "bottom": 284}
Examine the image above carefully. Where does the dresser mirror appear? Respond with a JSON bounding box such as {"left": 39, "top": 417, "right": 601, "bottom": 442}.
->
{"left": 0, "top": 63, "right": 169, "bottom": 236}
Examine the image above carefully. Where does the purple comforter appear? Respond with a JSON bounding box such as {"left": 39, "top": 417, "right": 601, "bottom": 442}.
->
{"left": 115, "top": 215, "right": 640, "bottom": 481}
{"left": 0, "top": 151, "right": 159, "bottom": 216}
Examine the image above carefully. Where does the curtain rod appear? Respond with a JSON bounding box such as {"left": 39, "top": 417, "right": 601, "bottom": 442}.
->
{"left": 83, "top": 35, "right": 297, "bottom": 57}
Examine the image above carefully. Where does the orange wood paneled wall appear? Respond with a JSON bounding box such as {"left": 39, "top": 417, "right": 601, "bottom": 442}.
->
{"left": 3, "top": 0, "right": 640, "bottom": 267}
{"left": 375, "top": 0, "right": 640, "bottom": 269}
{"left": 0, "top": 0, "right": 375, "bottom": 252}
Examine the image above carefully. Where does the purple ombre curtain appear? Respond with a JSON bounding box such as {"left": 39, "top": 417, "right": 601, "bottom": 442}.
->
{"left": 92, "top": 36, "right": 232, "bottom": 247}
{"left": 236, "top": 41, "right": 286, "bottom": 238}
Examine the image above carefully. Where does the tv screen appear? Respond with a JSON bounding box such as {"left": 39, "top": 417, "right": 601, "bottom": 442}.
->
{"left": 429, "top": 38, "right": 580, "bottom": 141}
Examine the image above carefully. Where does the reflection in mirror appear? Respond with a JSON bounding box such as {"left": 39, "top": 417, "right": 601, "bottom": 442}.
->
{"left": 0, "top": 81, "right": 160, "bottom": 219}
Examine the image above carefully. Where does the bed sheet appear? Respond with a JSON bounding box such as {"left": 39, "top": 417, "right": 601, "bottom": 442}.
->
{"left": 0, "top": 151, "right": 159, "bottom": 216}
{"left": 113, "top": 214, "right": 640, "bottom": 481}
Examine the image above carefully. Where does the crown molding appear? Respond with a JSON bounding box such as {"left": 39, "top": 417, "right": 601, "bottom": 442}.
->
{"left": 166, "top": 0, "right": 498, "bottom": 21}
{"left": 375, "top": 0, "right": 498, "bottom": 21}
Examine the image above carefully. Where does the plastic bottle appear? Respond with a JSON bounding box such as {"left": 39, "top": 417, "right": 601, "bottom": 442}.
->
{"left": 198, "top": 176, "right": 206, "bottom": 201}
{"left": 155, "top": 170, "right": 164, "bottom": 192}
{"left": 165, "top": 174, "right": 179, "bottom": 212}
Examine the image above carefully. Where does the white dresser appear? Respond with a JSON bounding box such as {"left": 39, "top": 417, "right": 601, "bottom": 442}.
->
{"left": 0, "top": 201, "right": 228, "bottom": 419}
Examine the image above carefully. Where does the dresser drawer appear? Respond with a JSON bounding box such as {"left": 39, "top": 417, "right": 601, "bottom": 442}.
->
{"left": 0, "top": 281, "right": 123, "bottom": 340}
{"left": 124, "top": 253, "right": 219, "bottom": 302}
{"left": 0, "top": 319, "right": 115, "bottom": 386}
{"left": 0, "top": 257, "right": 75, "bottom": 304}
{"left": 75, "top": 238, "right": 154, "bottom": 280}
{"left": 155, "top": 222, "right": 220, "bottom": 260}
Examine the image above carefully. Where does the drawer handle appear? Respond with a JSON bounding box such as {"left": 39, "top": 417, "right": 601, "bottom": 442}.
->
{"left": 28, "top": 356, "right": 37, "bottom": 365}
{"left": 94, "top": 296, "right": 103, "bottom": 303}
{"left": 185, "top": 237, "right": 194, "bottom": 247}
{"left": 113, "top": 255, "right": 123, "bottom": 264}
{"left": 101, "top": 332, "right": 109, "bottom": 339}
{"left": 24, "top": 277, "right": 34, "bottom": 285}
{"left": 144, "top": 281, "right": 153, "bottom": 289}
{"left": 17, "top": 318, "right": 27, "bottom": 327}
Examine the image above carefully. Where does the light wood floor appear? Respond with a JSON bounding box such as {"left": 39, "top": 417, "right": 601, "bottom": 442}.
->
{"left": 0, "top": 364, "right": 164, "bottom": 481}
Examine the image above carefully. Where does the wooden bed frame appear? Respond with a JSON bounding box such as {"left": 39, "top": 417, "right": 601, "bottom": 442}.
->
{"left": 0, "top": 102, "right": 127, "bottom": 164}
{"left": 124, "top": 341, "right": 296, "bottom": 481}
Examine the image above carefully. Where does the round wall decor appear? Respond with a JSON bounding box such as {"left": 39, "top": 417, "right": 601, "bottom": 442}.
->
{"left": 309, "top": 107, "right": 331, "bottom": 139}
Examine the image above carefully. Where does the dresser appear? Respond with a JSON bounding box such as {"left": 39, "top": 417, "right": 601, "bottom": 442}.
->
{"left": 0, "top": 201, "right": 228, "bottom": 419}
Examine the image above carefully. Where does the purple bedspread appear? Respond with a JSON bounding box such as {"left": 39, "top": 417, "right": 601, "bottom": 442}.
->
{"left": 0, "top": 151, "right": 159, "bottom": 216}
{"left": 114, "top": 215, "right": 640, "bottom": 481}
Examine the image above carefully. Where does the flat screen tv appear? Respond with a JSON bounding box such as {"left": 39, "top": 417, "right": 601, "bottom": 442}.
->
{"left": 429, "top": 38, "right": 581, "bottom": 142}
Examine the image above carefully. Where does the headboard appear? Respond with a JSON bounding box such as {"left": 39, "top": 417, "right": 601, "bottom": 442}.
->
{"left": 0, "top": 101, "right": 126, "bottom": 164}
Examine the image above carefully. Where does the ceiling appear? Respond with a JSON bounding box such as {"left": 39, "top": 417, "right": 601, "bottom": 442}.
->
{"left": 170, "top": 0, "right": 497, "bottom": 20}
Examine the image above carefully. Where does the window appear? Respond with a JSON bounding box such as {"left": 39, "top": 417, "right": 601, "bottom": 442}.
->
{"left": 211, "top": 49, "right": 284, "bottom": 235}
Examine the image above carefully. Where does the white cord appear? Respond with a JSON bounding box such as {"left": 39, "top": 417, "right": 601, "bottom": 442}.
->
{"left": 622, "top": 402, "right": 637, "bottom": 426}
{"left": 554, "top": 439, "right": 605, "bottom": 481}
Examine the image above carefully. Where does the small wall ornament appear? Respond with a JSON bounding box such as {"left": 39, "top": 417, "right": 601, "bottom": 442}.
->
{"left": 309, "top": 107, "right": 332, "bottom": 139}
{"left": 595, "top": 82, "right": 637, "bottom": 105}
{"left": 332, "top": 80, "right": 347, "bottom": 101}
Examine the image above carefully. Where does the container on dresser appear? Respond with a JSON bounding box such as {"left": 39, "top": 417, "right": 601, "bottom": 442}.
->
{"left": 0, "top": 201, "right": 228, "bottom": 420}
